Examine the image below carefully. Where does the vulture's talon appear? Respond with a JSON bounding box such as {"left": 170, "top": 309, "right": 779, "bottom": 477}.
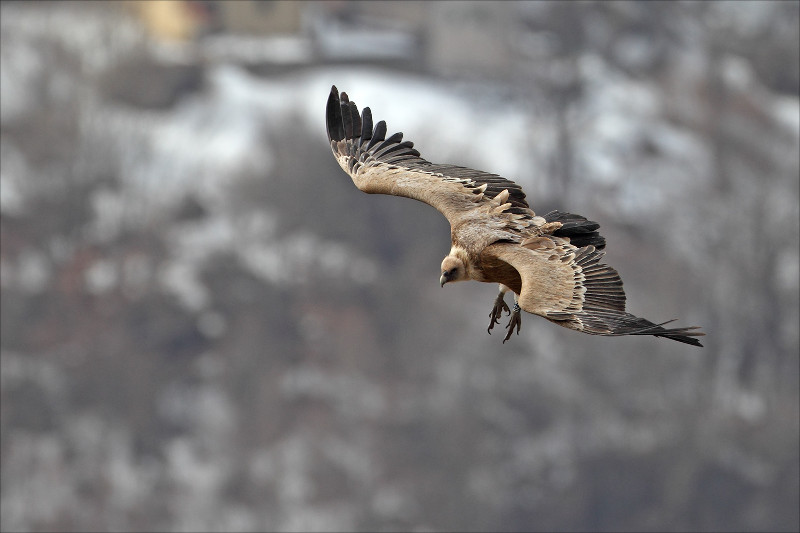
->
{"left": 488, "top": 293, "right": 511, "bottom": 333}
{"left": 502, "top": 303, "right": 522, "bottom": 343}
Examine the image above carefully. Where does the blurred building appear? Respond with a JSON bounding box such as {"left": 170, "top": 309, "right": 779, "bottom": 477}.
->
{"left": 124, "top": 0, "right": 521, "bottom": 77}
{"left": 126, "top": 0, "right": 213, "bottom": 41}
{"left": 127, "top": 0, "right": 305, "bottom": 40}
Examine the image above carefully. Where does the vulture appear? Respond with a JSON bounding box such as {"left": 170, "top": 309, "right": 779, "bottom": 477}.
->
{"left": 326, "top": 86, "right": 704, "bottom": 347}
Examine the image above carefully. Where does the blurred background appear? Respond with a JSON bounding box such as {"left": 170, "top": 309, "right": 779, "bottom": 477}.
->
{"left": 1, "top": 1, "right": 798, "bottom": 531}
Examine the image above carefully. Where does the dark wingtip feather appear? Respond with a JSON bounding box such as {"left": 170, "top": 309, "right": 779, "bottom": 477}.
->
{"left": 326, "top": 85, "right": 344, "bottom": 142}
{"left": 347, "top": 100, "right": 360, "bottom": 139}
{"left": 360, "top": 107, "right": 373, "bottom": 146}
{"left": 367, "top": 120, "right": 387, "bottom": 150}
{"left": 340, "top": 97, "right": 354, "bottom": 140}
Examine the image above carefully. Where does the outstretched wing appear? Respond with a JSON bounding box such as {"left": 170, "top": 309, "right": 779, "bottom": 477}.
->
{"left": 326, "top": 85, "right": 534, "bottom": 230}
{"left": 482, "top": 240, "right": 705, "bottom": 346}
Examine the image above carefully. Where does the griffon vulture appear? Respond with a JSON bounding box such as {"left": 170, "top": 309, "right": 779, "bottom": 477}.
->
{"left": 326, "top": 86, "right": 704, "bottom": 347}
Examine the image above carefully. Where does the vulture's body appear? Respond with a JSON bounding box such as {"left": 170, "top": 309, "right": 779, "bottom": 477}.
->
{"left": 326, "top": 86, "right": 704, "bottom": 347}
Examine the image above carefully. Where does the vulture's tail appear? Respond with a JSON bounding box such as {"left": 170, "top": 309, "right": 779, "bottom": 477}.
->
{"left": 586, "top": 311, "right": 706, "bottom": 346}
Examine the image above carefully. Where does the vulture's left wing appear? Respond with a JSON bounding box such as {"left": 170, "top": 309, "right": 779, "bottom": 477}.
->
{"left": 326, "top": 86, "right": 534, "bottom": 230}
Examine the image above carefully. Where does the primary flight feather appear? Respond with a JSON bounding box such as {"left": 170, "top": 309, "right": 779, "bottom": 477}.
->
{"left": 326, "top": 86, "right": 704, "bottom": 347}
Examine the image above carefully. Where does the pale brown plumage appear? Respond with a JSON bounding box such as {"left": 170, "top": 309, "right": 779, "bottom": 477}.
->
{"left": 326, "top": 86, "right": 704, "bottom": 346}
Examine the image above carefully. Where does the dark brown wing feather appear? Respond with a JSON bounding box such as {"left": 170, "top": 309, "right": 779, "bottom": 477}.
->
{"left": 542, "top": 210, "right": 606, "bottom": 249}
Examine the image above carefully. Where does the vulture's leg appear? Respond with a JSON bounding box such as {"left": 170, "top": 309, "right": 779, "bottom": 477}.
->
{"left": 488, "top": 285, "right": 511, "bottom": 334}
{"left": 503, "top": 295, "right": 522, "bottom": 344}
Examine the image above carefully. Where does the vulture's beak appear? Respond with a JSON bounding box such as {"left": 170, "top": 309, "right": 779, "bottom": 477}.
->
{"left": 440, "top": 274, "right": 447, "bottom": 287}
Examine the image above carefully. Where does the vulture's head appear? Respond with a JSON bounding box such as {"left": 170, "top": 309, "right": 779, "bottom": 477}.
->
{"left": 440, "top": 255, "right": 467, "bottom": 287}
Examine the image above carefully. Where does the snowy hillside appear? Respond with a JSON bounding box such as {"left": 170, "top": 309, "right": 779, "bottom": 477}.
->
{"left": 1, "top": 2, "right": 798, "bottom": 532}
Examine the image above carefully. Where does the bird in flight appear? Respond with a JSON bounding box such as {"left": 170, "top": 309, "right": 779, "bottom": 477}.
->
{"left": 326, "top": 86, "right": 704, "bottom": 346}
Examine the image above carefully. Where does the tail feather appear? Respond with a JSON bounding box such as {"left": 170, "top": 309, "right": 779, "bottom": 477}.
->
{"left": 585, "top": 311, "right": 706, "bottom": 347}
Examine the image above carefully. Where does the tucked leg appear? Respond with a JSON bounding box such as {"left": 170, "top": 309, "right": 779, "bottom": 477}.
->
{"left": 488, "top": 285, "right": 511, "bottom": 334}
{"left": 503, "top": 297, "right": 522, "bottom": 344}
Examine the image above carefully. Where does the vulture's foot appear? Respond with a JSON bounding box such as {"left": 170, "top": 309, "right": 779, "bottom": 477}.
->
{"left": 488, "top": 293, "right": 511, "bottom": 334}
{"left": 503, "top": 303, "right": 522, "bottom": 343}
